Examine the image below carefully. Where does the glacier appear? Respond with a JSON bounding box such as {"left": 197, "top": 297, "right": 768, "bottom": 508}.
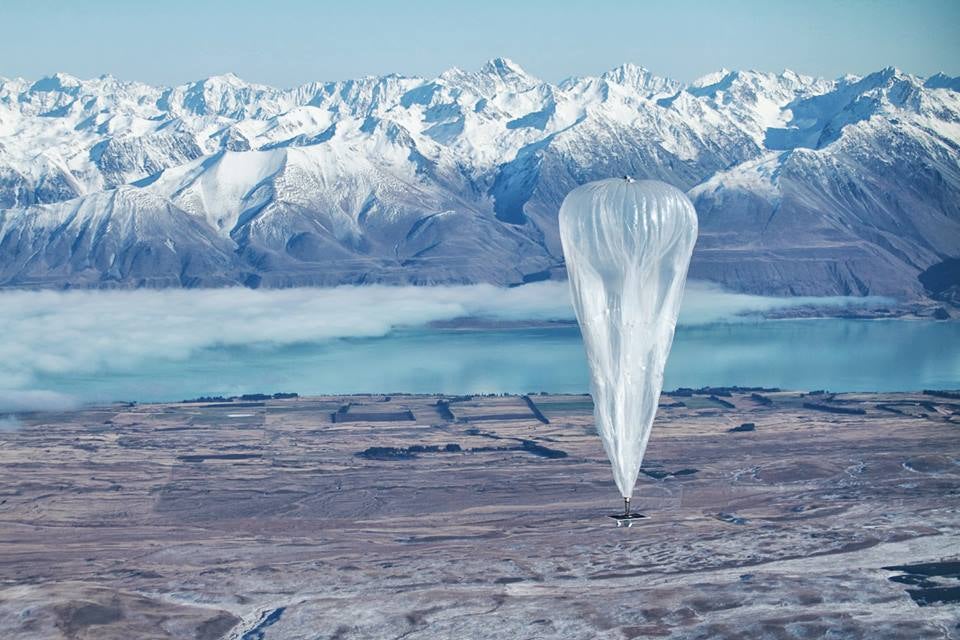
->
{"left": 0, "top": 59, "right": 957, "bottom": 298}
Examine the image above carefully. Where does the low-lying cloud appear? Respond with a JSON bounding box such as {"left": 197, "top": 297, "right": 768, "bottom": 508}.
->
{"left": 0, "top": 282, "right": 887, "bottom": 412}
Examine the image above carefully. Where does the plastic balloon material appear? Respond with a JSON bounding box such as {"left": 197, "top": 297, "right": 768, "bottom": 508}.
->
{"left": 559, "top": 178, "right": 698, "bottom": 499}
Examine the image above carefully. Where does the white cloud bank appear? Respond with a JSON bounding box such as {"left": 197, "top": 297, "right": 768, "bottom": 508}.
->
{"left": 0, "top": 282, "right": 886, "bottom": 412}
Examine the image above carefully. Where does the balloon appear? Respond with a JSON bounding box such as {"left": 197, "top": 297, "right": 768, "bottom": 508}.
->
{"left": 559, "top": 178, "right": 698, "bottom": 500}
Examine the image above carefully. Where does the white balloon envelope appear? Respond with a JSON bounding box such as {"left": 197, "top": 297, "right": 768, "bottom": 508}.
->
{"left": 559, "top": 178, "right": 698, "bottom": 503}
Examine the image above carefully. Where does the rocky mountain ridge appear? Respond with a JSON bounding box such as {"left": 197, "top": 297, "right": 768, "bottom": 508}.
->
{"left": 1, "top": 59, "right": 957, "bottom": 298}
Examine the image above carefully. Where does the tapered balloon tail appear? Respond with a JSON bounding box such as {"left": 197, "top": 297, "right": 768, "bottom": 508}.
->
{"left": 608, "top": 496, "right": 647, "bottom": 527}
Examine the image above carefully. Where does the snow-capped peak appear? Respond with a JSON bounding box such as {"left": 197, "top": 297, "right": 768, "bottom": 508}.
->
{"left": 0, "top": 60, "right": 957, "bottom": 297}
{"left": 480, "top": 57, "right": 529, "bottom": 78}
{"left": 29, "top": 72, "right": 82, "bottom": 93}
{"left": 925, "top": 72, "right": 960, "bottom": 91}
{"left": 201, "top": 72, "right": 250, "bottom": 87}
{"left": 690, "top": 68, "right": 733, "bottom": 89}
{"left": 600, "top": 63, "right": 681, "bottom": 97}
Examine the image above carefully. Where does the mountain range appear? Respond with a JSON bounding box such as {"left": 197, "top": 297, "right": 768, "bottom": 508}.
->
{"left": 1, "top": 59, "right": 958, "bottom": 300}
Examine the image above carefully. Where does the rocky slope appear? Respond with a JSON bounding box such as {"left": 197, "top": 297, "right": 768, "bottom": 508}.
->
{"left": 0, "top": 60, "right": 957, "bottom": 297}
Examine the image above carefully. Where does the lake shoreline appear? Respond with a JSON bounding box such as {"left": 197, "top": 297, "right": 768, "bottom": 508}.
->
{"left": 6, "top": 316, "right": 959, "bottom": 411}
{"left": 428, "top": 302, "right": 956, "bottom": 330}
{"left": 8, "top": 387, "right": 960, "bottom": 420}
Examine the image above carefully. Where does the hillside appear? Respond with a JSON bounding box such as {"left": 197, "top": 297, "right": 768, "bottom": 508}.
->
{"left": 1, "top": 60, "right": 958, "bottom": 298}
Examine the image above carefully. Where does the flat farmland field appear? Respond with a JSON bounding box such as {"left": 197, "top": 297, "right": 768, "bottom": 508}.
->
{"left": 0, "top": 390, "right": 958, "bottom": 639}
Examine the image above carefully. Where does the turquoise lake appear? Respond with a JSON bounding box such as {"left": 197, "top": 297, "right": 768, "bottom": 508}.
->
{"left": 31, "top": 319, "right": 960, "bottom": 404}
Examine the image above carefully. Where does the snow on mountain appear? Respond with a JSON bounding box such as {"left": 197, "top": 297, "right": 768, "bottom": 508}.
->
{"left": 0, "top": 59, "right": 957, "bottom": 297}
{"left": 690, "top": 68, "right": 960, "bottom": 296}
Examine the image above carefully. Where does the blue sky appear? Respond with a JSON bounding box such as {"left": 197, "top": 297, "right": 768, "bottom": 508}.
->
{"left": 3, "top": 0, "right": 958, "bottom": 86}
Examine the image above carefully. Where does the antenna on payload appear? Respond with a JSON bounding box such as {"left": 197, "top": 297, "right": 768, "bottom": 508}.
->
{"left": 611, "top": 496, "right": 645, "bottom": 527}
